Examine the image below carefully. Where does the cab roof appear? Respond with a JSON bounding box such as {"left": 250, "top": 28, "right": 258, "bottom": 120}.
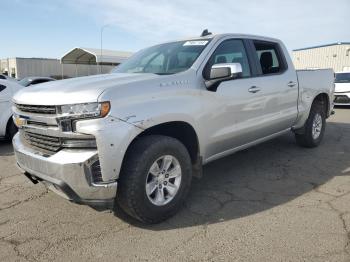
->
{"left": 170, "top": 33, "right": 283, "bottom": 45}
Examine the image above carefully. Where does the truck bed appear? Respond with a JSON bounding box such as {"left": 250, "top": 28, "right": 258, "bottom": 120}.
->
{"left": 296, "top": 69, "right": 334, "bottom": 95}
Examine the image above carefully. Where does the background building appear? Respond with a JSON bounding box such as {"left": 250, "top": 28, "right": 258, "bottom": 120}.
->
{"left": 292, "top": 42, "right": 350, "bottom": 72}
{"left": 0, "top": 48, "right": 132, "bottom": 79}
{"left": 1, "top": 57, "right": 64, "bottom": 79}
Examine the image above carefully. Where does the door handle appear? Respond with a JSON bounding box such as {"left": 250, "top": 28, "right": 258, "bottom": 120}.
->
{"left": 248, "top": 86, "right": 261, "bottom": 93}
{"left": 287, "top": 81, "right": 297, "bottom": 87}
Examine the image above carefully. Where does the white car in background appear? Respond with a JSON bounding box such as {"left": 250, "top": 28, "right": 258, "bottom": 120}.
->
{"left": 334, "top": 72, "right": 350, "bottom": 106}
{"left": 0, "top": 74, "right": 17, "bottom": 82}
{"left": 0, "top": 79, "right": 23, "bottom": 139}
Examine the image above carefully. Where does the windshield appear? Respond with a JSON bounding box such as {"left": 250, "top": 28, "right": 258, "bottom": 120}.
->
{"left": 112, "top": 40, "right": 210, "bottom": 75}
{"left": 18, "top": 78, "right": 31, "bottom": 86}
{"left": 335, "top": 73, "right": 350, "bottom": 83}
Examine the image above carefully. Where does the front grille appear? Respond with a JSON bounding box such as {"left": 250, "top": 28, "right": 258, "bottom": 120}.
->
{"left": 334, "top": 95, "right": 350, "bottom": 104}
{"left": 24, "top": 131, "right": 61, "bottom": 152}
{"left": 16, "top": 104, "right": 57, "bottom": 114}
{"left": 26, "top": 120, "right": 52, "bottom": 127}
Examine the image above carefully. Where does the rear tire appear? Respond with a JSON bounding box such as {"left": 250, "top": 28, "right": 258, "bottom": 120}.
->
{"left": 117, "top": 135, "right": 192, "bottom": 224}
{"left": 295, "top": 101, "right": 326, "bottom": 148}
{"left": 6, "top": 118, "right": 18, "bottom": 141}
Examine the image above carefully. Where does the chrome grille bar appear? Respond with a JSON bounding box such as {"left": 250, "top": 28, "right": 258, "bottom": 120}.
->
{"left": 16, "top": 104, "right": 57, "bottom": 114}
{"left": 24, "top": 131, "right": 61, "bottom": 152}
{"left": 22, "top": 131, "right": 97, "bottom": 154}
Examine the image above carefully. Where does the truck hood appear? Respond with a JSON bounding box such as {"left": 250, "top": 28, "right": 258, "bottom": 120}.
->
{"left": 12, "top": 73, "right": 161, "bottom": 105}
{"left": 335, "top": 82, "right": 350, "bottom": 93}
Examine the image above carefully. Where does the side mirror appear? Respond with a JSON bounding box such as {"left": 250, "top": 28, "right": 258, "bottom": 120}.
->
{"left": 205, "top": 63, "right": 243, "bottom": 91}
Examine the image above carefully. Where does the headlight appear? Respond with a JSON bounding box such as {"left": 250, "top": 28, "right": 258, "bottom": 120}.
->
{"left": 60, "top": 102, "right": 110, "bottom": 118}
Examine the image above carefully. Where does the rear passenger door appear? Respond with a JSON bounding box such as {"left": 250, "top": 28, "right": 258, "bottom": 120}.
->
{"left": 249, "top": 40, "right": 299, "bottom": 133}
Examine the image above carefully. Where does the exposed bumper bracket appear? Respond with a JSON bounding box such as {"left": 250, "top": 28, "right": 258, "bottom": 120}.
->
{"left": 23, "top": 171, "right": 114, "bottom": 209}
{"left": 24, "top": 171, "right": 40, "bottom": 184}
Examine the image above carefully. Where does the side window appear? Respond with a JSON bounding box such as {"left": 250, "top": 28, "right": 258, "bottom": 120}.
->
{"left": 253, "top": 41, "right": 286, "bottom": 75}
{"left": 204, "top": 39, "right": 251, "bottom": 79}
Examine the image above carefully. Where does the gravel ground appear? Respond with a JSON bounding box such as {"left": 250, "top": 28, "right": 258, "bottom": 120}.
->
{"left": 0, "top": 108, "right": 350, "bottom": 262}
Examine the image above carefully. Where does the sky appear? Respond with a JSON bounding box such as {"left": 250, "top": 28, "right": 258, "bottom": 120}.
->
{"left": 0, "top": 0, "right": 349, "bottom": 58}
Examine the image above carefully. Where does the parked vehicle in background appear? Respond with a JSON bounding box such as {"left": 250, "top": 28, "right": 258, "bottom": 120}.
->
{"left": 0, "top": 80, "right": 23, "bottom": 140}
{"left": 0, "top": 74, "right": 18, "bottom": 82}
{"left": 334, "top": 72, "right": 350, "bottom": 106}
{"left": 18, "top": 76, "right": 56, "bottom": 87}
{"left": 12, "top": 32, "right": 334, "bottom": 223}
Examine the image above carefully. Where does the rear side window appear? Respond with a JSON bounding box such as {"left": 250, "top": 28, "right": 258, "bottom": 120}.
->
{"left": 0, "top": 84, "right": 6, "bottom": 92}
{"left": 253, "top": 41, "right": 286, "bottom": 75}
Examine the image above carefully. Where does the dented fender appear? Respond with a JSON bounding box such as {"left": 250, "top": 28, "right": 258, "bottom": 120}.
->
{"left": 75, "top": 116, "right": 143, "bottom": 181}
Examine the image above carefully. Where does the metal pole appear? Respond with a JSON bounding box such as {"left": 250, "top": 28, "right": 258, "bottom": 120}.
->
{"left": 7, "top": 58, "right": 9, "bottom": 76}
{"left": 100, "top": 24, "right": 109, "bottom": 74}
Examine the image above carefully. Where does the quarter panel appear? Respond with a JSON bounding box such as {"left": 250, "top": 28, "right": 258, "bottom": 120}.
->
{"left": 293, "top": 69, "right": 334, "bottom": 129}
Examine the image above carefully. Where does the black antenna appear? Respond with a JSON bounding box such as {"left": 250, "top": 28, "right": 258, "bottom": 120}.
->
{"left": 201, "top": 29, "right": 212, "bottom": 37}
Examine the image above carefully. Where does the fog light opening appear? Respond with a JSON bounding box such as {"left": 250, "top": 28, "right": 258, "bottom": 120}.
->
{"left": 90, "top": 159, "right": 103, "bottom": 183}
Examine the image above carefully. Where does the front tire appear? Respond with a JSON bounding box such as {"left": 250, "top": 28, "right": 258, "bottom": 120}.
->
{"left": 117, "top": 135, "right": 192, "bottom": 224}
{"left": 295, "top": 101, "right": 326, "bottom": 148}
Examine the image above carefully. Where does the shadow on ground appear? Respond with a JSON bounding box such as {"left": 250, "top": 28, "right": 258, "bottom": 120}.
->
{"left": 0, "top": 140, "right": 13, "bottom": 156}
{"left": 1, "top": 122, "right": 349, "bottom": 230}
{"left": 114, "top": 122, "right": 350, "bottom": 229}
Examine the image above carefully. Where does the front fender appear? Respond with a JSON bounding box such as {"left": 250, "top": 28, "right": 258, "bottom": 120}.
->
{"left": 105, "top": 87, "right": 204, "bottom": 140}
{"left": 75, "top": 116, "right": 143, "bottom": 181}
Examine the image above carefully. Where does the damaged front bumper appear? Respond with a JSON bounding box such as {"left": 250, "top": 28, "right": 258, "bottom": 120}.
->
{"left": 13, "top": 133, "right": 118, "bottom": 208}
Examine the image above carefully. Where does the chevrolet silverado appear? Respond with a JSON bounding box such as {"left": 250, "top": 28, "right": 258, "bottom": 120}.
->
{"left": 12, "top": 32, "right": 334, "bottom": 223}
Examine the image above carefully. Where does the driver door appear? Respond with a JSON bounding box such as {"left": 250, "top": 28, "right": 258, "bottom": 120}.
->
{"left": 202, "top": 39, "right": 270, "bottom": 159}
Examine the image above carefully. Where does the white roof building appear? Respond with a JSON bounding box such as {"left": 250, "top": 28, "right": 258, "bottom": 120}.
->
{"left": 0, "top": 48, "right": 133, "bottom": 79}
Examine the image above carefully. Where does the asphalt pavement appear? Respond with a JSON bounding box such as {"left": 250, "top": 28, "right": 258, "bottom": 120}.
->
{"left": 1, "top": 108, "right": 350, "bottom": 262}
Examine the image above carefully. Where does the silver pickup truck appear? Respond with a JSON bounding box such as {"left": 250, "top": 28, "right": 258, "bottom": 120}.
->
{"left": 12, "top": 33, "right": 334, "bottom": 223}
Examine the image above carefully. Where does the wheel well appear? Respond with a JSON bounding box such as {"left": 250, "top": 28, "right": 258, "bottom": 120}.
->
{"left": 5, "top": 116, "right": 14, "bottom": 137}
{"left": 313, "top": 93, "right": 329, "bottom": 117}
{"left": 134, "top": 121, "right": 200, "bottom": 164}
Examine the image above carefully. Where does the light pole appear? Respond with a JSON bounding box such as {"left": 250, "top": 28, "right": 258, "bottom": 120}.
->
{"left": 100, "top": 24, "right": 110, "bottom": 73}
